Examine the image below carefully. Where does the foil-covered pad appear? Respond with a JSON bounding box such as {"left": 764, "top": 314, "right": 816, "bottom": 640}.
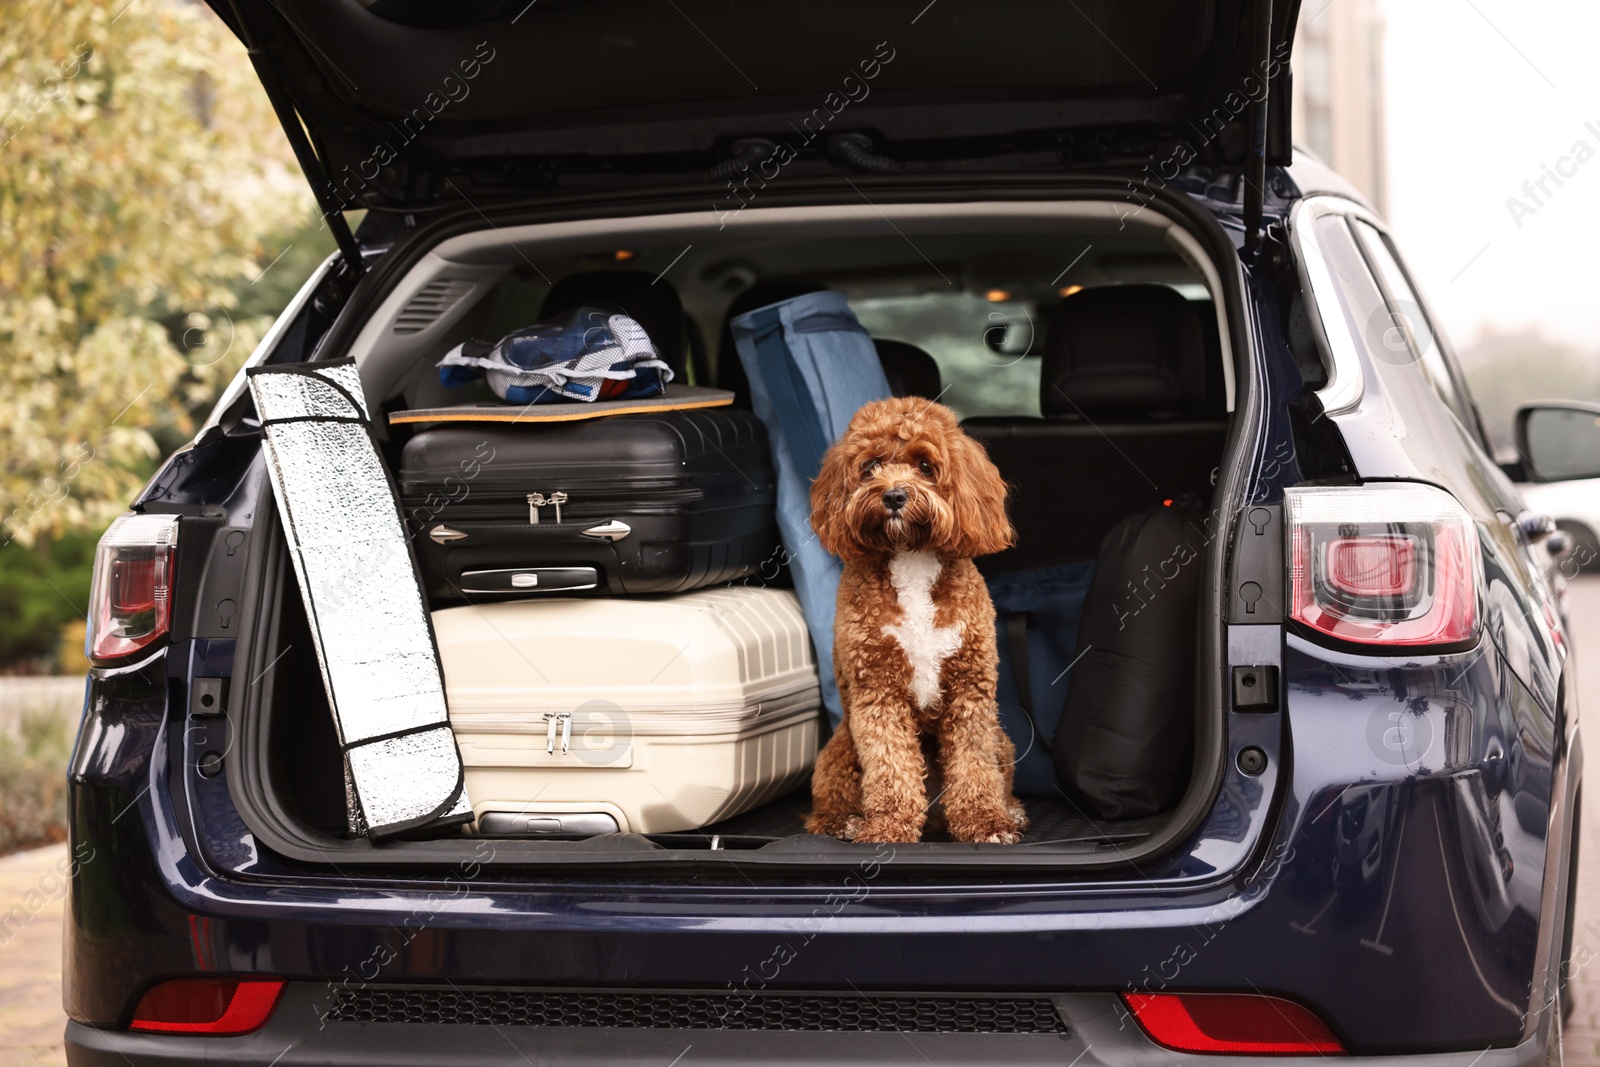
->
{"left": 248, "top": 360, "right": 470, "bottom": 838}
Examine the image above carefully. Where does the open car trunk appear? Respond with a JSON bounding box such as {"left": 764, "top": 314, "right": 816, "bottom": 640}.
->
{"left": 228, "top": 193, "right": 1255, "bottom": 873}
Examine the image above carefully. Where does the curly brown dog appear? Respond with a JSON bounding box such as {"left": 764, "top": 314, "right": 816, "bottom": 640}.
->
{"left": 805, "top": 397, "right": 1026, "bottom": 844}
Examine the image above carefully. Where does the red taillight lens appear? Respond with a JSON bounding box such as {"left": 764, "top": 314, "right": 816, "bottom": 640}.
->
{"left": 1122, "top": 992, "right": 1345, "bottom": 1055}
{"left": 88, "top": 514, "right": 179, "bottom": 663}
{"left": 129, "top": 978, "right": 284, "bottom": 1035}
{"left": 1287, "top": 483, "right": 1480, "bottom": 649}
{"left": 110, "top": 557, "right": 160, "bottom": 615}
{"left": 1324, "top": 535, "right": 1416, "bottom": 598}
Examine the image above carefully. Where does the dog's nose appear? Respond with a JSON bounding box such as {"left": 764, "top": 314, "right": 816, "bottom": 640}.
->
{"left": 882, "top": 487, "right": 909, "bottom": 512}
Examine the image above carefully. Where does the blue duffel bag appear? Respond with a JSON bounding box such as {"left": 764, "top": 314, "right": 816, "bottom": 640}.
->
{"left": 729, "top": 290, "right": 891, "bottom": 723}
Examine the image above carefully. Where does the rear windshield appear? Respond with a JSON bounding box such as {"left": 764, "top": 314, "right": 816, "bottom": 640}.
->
{"left": 850, "top": 285, "right": 1211, "bottom": 420}
{"left": 433, "top": 234, "right": 1212, "bottom": 422}
{"left": 851, "top": 293, "right": 1041, "bottom": 420}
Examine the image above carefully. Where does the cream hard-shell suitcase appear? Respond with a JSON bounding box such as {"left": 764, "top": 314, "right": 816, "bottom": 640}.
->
{"left": 433, "top": 586, "right": 820, "bottom": 834}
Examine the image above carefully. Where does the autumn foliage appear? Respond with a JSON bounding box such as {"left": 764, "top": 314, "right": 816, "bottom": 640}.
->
{"left": 0, "top": 0, "right": 315, "bottom": 547}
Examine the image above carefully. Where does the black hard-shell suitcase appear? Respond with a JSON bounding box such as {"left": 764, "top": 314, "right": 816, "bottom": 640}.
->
{"left": 398, "top": 408, "right": 778, "bottom": 599}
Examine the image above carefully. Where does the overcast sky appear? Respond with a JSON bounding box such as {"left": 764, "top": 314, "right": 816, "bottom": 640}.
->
{"left": 1380, "top": 0, "right": 1600, "bottom": 351}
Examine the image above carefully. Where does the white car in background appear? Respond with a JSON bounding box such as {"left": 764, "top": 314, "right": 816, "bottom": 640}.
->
{"left": 1513, "top": 401, "right": 1600, "bottom": 573}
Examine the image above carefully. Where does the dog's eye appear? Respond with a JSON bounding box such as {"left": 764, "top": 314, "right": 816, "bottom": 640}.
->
{"left": 862, "top": 458, "right": 881, "bottom": 477}
{"left": 918, "top": 459, "right": 935, "bottom": 477}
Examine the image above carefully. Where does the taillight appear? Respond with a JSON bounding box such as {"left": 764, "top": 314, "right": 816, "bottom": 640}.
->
{"left": 129, "top": 977, "right": 284, "bottom": 1035}
{"left": 1286, "top": 483, "right": 1481, "bottom": 650}
{"left": 88, "top": 513, "right": 179, "bottom": 663}
{"left": 1122, "top": 992, "right": 1345, "bottom": 1055}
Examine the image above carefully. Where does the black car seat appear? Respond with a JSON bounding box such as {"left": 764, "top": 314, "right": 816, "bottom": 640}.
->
{"left": 964, "top": 284, "right": 1227, "bottom": 572}
{"left": 874, "top": 339, "right": 942, "bottom": 400}
{"left": 540, "top": 270, "right": 690, "bottom": 380}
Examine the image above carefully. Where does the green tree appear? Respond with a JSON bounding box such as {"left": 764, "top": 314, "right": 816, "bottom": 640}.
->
{"left": 0, "top": 0, "right": 316, "bottom": 548}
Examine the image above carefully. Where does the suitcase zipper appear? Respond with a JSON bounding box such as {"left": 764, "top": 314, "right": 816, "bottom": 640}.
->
{"left": 545, "top": 712, "right": 572, "bottom": 755}
{"left": 526, "top": 492, "right": 567, "bottom": 524}
{"left": 404, "top": 482, "right": 705, "bottom": 519}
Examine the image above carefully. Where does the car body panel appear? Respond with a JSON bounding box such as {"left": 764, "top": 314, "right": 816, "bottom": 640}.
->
{"left": 62, "top": 988, "right": 1558, "bottom": 1067}
{"left": 1289, "top": 197, "right": 1566, "bottom": 713}
{"left": 63, "top": 635, "right": 1565, "bottom": 1052}
{"left": 66, "top": 159, "right": 1580, "bottom": 1061}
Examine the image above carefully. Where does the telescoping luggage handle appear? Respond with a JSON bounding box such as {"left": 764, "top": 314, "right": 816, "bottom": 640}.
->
{"left": 247, "top": 359, "right": 470, "bottom": 839}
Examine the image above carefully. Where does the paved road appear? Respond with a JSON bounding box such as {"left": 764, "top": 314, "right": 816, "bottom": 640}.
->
{"left": 0, "top": 678, "right": 82, "bottom": 741}
{"left": 9, "top": 582, "right": 1600, "bottom": 1065}
{"left": 0, "top": 844, "right": 70, "bottom": 1066}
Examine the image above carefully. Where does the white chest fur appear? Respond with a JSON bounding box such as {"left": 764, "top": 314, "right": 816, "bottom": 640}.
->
{"left": 883, "top": 551, "right": 965, "bottom": 710}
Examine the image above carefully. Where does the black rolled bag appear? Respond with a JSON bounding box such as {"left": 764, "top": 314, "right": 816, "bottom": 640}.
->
{"left": 399, "top": 408, "right": 778, "bottom": 599}
{"left": 1054, "top": 496, "right": 1207, "bottom": 819}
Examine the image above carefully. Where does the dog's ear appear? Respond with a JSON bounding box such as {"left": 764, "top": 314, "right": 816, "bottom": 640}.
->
{"left": 944, "top": 431, "right": 1015, "bottom": 558}
{"left": 810, "top": 435, "right": 860, "bottom": 561}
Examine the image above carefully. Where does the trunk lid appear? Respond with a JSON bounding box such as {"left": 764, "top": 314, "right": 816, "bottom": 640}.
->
{"left": 211, "top": 0, "right": 1298, "bottom": 213}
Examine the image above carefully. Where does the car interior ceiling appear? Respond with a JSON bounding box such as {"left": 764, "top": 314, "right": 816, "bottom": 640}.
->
{"left": 267, "top": 227, "right": 1231, "bottom": 850}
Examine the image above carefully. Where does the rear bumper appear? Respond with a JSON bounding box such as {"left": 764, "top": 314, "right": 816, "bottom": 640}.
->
{"left": 64, "top": 987, "right": 1552, "bottom": 1067}
{"left": 67, "top": 631, "right": 1575, "bottom": 1053}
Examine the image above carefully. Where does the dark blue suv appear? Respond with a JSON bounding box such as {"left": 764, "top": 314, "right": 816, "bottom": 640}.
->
{"left": 64, "top": 1, "right": 1583, "bottom": 1063}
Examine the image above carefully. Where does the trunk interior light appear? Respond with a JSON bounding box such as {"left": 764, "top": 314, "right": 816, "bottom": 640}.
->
{"left": 88, "top": 513, "right": 179, "bottom": 663}
{"left": 1286, "top": 483, "right": 1481, "bottom": 649}
{"left": 1122, "top": 992, "right": 1346, "bottom": 1055}
{"left": 129, "top": 978, "right": 285, "bottom": 1035}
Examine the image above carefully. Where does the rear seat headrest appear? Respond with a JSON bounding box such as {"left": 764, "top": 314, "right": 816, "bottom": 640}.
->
{"left": 874, "top": 339, "right": 942, "bottom": 400}
{"left": 1041, "top": 284, "right": 1206, "bottom": 417}
{"left": 541, "top": 270, "right": 687, "bottom": 374}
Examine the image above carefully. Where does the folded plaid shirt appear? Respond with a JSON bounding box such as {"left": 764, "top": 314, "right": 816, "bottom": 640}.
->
{"left": 437, "top": 306, "right": 674, "bottom": 404}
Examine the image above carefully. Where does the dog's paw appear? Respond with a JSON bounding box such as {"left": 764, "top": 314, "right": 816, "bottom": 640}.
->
{"left": 850, "top": 816, "right": 923, "bottom": 844}
{"left": 1006, "top": 799, "right": 1030, "bottom": 833}
{"left": 947, "top": 808, "right": 1025, "bottom": 845}
{"left": 805, "top": 812, "right": 862, "bottom": 840}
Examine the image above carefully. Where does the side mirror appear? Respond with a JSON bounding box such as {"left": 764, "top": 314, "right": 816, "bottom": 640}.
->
{"left": 1515, "top": 402, "right": 1600, "bottom": 483}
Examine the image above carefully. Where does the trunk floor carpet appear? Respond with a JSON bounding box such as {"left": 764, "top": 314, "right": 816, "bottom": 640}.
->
{"left": 665, "top": 781, "right": 1171, "bottom": 847}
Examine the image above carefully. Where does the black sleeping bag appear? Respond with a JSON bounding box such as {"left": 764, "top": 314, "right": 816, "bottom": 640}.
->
{"left": 1054, "top": 497, "right": 1205, "bottom": 819}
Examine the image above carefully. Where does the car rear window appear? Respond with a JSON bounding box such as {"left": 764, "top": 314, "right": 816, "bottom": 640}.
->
{"left": 849, "top": 292, "right": 1042, "bottom": 420}
{"left": 850, "top": 284, "right": 1212, "bottom": 421}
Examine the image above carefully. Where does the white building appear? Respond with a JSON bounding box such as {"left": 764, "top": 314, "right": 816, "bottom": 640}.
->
{"left": 1292, "top": 0, "right": 1390, "bottom": 214}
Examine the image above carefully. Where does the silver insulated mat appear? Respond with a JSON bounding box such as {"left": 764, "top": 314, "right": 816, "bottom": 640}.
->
{"left": 248, "top": 360, "right": 469, "bottom": 838}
